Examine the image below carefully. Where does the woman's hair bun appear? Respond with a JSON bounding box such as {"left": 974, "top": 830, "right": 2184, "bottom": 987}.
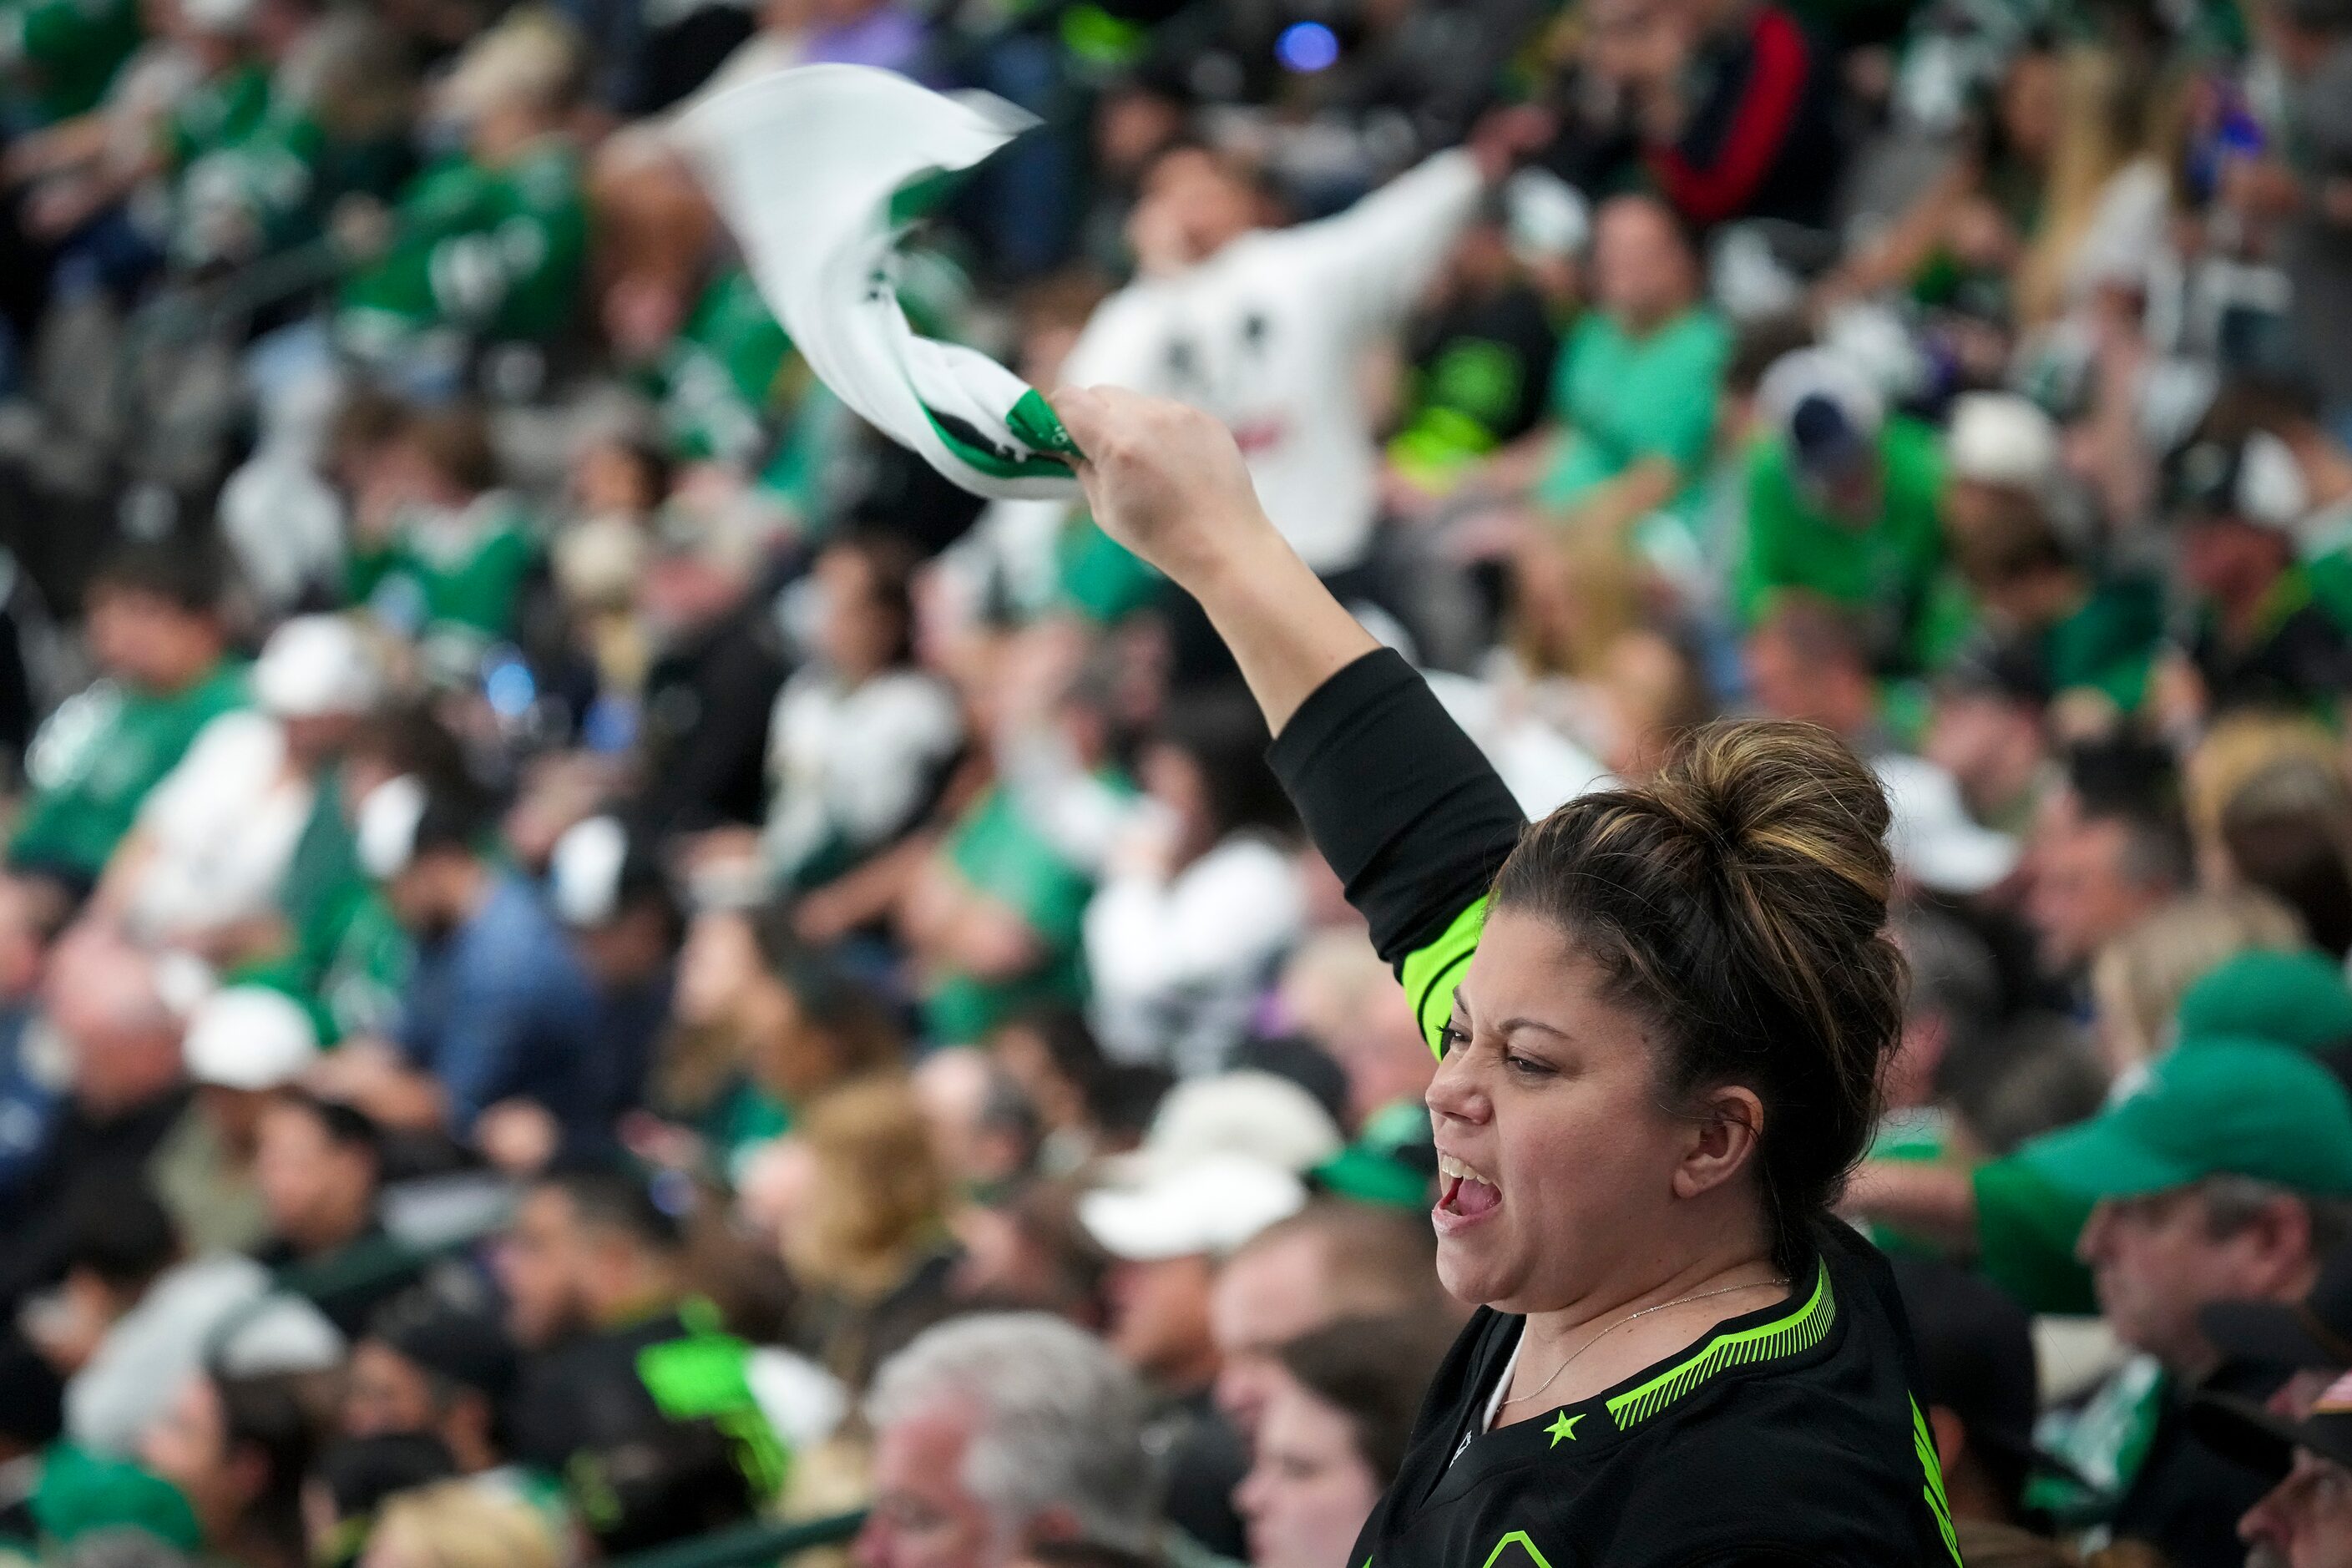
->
{"left": 1650, "top": 720, "right": 1895, "bottom": 935}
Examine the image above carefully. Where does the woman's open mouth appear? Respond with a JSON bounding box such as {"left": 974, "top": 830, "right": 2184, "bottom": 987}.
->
{"left": 1434, "top": 1151, "right": 1501, "bottom": 1235}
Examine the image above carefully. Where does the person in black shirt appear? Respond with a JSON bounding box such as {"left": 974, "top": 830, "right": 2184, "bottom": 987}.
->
{"left": 494, "top": 1166, "right": 787, "bottom": 1527}
{"left": 251, "top": 1090, "right": 417, "bottom": 1338}
{"left": 1046, "top": 385, "right": 1963, "bottom": 1566}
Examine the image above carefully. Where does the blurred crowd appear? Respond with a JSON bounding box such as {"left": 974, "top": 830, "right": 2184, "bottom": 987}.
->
{"left": 0, "top": 0, "right": 2340, "bottom": 1560}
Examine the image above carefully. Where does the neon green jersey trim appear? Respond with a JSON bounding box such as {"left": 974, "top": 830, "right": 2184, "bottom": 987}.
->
{"left": 1606, "top": 1262, "right": 1836, "bottom": 1429}
{"left": 1401, "top": 896, "right": 1488, "bottom": 1057}
{"left": 1480, "top": 1530, "right": 1555, "bottom": 1568}
{"left": 1914, "top": 1396, "right": 1964, "bottom": 1566}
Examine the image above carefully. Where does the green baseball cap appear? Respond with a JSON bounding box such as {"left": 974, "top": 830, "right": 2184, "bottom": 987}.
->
{"left": 31, "top": 1444, "right": 203, "bottom": 1553}
{"left": 2173, "top": 948, "right": 2352, "bottom": 1054}
{"left": 1313, "top": 1101, "right": 1436, "bottom": 1210}
{"left": 2016, "top": 1037, "right": 2352, "bottom": 1202}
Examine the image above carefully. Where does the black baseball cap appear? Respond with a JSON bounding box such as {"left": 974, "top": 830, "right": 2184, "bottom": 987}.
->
{"left": 370, "top": 1299, "right": 520, "bottom": 1404}
{"left": 2193, "top": 1372, "right": 2352, "bottom": 1479}
{"left": 2203, "top": 1246, "right": 2352, "bottom": 1374}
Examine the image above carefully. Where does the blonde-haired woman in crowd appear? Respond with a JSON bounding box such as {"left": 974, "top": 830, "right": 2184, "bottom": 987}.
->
{"left": 359, "top": 1481, "right": 561, "bottom": 1568}
{"left": 2088, "top": 888, "right": 2306, "bottom": 1081}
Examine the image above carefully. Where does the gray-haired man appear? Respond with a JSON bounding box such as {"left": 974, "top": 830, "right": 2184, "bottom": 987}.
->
{"left": 857, "top": 1313, "right": 1160, "bottom": 1568}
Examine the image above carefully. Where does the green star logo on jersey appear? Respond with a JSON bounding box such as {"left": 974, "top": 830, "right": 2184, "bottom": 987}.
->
{"left": 1480, "top": 1530, "right": 1556, "bottom": 1568}
{"left": 1545, "top": 1410, "right": 1582, "bottom": 1447}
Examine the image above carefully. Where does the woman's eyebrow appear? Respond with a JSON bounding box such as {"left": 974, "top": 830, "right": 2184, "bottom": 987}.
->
{"left": 1497, "top": 1016, "right": 1574, "bottom": 1043}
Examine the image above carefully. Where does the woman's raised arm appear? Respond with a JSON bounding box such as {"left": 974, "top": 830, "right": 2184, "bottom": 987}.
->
{"left": 1049, "top": 386, "right": 1378, "bottom": 736}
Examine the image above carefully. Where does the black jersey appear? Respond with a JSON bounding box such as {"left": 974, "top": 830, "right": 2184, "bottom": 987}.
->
{"left": 1351, "top": 1221, "right": 1964, "bottom": 1567}
{"left": 1267, "top": 649, "right": 1965, "bottom": 1567}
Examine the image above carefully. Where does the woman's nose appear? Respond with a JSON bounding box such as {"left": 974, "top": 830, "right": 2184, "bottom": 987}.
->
{"left": 1425, "top": 1044, "right": 1485, "bottom": 1125}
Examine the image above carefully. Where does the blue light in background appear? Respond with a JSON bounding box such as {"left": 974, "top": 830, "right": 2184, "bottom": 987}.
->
{"left": 1276, "top": 20, "right": 1339, "bottom": 72}
{"left": 484, "top": 654, "right": 537, "bottom": 719}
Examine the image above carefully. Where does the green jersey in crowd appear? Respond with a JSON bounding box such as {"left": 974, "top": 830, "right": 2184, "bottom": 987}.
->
{"left": 349, "top": 492, "right": 538, "bottom": 660}
{"left": 1536, "top": 306, "right": 1730, "bottom": 582}
{"left": 2038, "top": 575, "right": 2167, "bottom": 712}
{"left": 651, "top": 268, "right": 798, "bottom": 467}
{"left": 923, "top": 779, "right": 1124, "bottom": 1044}
{"left": 337, "top": 139, "right": 587, "bottom": 357}
{"left": 9, "top": 662, "right": 248, "bottom": 886}
{"left": 169, "top": 60, "right": 339, "bottom": 269}
{"left": 0, "top": 0, "right": 139, "bottom": 124}
{"left": 1737, "top": 415, "right": 1969, "bottom": 672}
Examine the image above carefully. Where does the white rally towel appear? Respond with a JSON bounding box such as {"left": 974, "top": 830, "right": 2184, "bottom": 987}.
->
{"left": 677, "top": 64, "right": 1085, "bottom": 500}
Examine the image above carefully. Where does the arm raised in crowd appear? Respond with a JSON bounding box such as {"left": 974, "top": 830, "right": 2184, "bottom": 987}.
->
{"left": 1049, "top": 387, "right": 1525, "bottom": 1044}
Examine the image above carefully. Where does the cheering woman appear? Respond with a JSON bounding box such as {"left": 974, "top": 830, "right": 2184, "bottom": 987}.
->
{"left": 1049, "top": 386, "right": 1964, "bottom": 1567}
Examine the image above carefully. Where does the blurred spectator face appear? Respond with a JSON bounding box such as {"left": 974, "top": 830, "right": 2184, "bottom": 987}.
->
{"left": 344, "top": 1340, "right": 438, "bottom": 1437}
{"left": 46, "top": 928, "right": 181, "bottom": 1115}
{"left": 86, "top": 585, "right": 221, "bottom": 693}
{"left": 1134, "top": 149, "right": 1261, "bottom": 269}
{"left": 382, "top": 849, "right": 471, "bottom": 943}
{"left": 254, "top": 1097, "right": 377, "bottom": 1254}
{"left": 1234, "top": 1373, "right": 1383, "bottom": 1568}
{"left": 1586, "top": 0, "right": 1686, "bottom": 90}
{"left": 2239, "top": 1449, "right": 2352, "bottom": 1568}
{"left": 0, "top": 875, "right": 54, "bottom": 1004}
{"left": 2026, "top": 806, "right": 2166, "bottom": 974}
{"left": 281, "top": 712, "right": 363, "bottom": 772}
{"left": 2077, "top": 1185, "right": 2309, "bottom": 1376}
{"left": 856, "top": 1401, "right": 998, "bottom": 1568}
{"left": 1095, "top": 86, "right": 1186, "bottom": 181}
{"left": 1926, "top": 691, "right": 2044, "bottom": 823}
{"left": 1591, "top": 197, "right": 1697, "bottom": 332}
{"left": 1139, "top": 741, "right": 1215, "bottom": 864}
{"left": 1998, "top": 49, "right": 2063, "bottom": 164}
{"left": 140, "top": 1376, "right": 250, "bottom": 1543}
{"left": 1104, "top": 1252, "right": 1218, "bottom": 1387}
{"left": 2182, "top": 516, "right": 2291, "bottom": 605}
{"left": 494, "top": 1186, "right": 593, "bottom": 1350}
{"left": 1740, "top": 616, "right": 1875, "bottom": 741}
{"left": 814, "top": 543, "right": 908, "bottom": 684}
{"left": 1211, "top": 1231, "right": 1331, "bottom": 1437}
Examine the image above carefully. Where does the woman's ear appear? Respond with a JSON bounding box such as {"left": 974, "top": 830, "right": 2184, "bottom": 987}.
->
{"left": 1672, "top": 1085, "right": 1763, "bottom": 1200}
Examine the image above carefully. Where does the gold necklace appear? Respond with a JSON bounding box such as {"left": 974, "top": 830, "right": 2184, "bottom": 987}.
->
{"left": 1499, "top": 1277, "right": 1788, "bottom": 1413}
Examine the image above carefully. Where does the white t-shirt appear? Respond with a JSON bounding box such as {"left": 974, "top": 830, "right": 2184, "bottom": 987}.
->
{"left": 1085, "top": 834, "right": 1306, "bottom": 1078}
{"left": 125, "top": 711, "right": 315, "bottom": 942}
{"left": 761, "top": 665, "right": 964, "bottom": 885}
{"left": 1057, "top": 150, "right": 1487, "bottom": 574}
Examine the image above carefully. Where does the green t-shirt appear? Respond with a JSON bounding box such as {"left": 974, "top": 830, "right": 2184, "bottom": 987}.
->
{"left": 0, "top": 0, "right": 140, "bottom": 123}
{"left": 336, "top": 140, "right": 587, "bottom": 354}
{"left": 923, "top": 783, "right": 1110, "bottom": 1045}
{"left": 1536, "top": 307, "right": 1730, "bottom": 509}
{"left": 1736, "top": 417, "right": 1965, "bottom": 672}
{"left": 349, "top": 494, "right": 538, "bottom": 653}
{"left": 10, "top": 662, "right": 249, "bottom": 883}
{"left": 653, "top": 269, "right": 797, "bottom": 466}
{"left": 2041, "top": 576, "right": 2165, "bottom": 712}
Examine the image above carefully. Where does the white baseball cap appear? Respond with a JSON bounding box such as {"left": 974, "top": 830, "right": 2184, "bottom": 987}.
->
{"left": 356, "top": 775, "right": 427, "bottom": 881}
{"left": 1876, "top": 755, "right": 2022, "bottom": 897}
{"left": 1078, "top": 1153, "right": 1308, "bottom": 1262}
{"left": 1946, "top": 392, "right": 2060, "bottom": 491}
{"left": 254, "top": 615, "right": 382, "bottom": 719}
{"left": 1106, "top": 1070, "right": 1344, "bottom": 1181}
{"left": 550, "top": 815, "right": 628, "bottom": 928}
{"left": 184, "top": 985, "right": 321, "bottom": 1091}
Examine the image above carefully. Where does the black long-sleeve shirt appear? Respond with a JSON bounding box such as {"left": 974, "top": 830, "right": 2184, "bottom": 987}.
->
{"left": 1267, "top": 650, "right": 1962, "bottom": 1567}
